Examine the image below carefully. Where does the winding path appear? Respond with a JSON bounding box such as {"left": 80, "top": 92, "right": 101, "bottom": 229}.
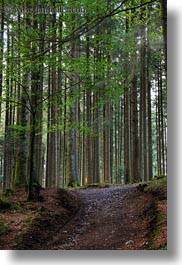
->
{"left": 48, "top": 186, "right": 152, "bottom": 250}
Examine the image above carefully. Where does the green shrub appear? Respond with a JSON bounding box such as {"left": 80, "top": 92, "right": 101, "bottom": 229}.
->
{"left": 68, "top": 180, "right": 80, "bottom": 188}
{"left": 145, "top": 176, "right": 167, "bottom": 200}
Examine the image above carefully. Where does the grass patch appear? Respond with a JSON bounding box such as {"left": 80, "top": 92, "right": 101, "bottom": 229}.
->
{"left": 36, "top": 206, "right": 46, "bottom": 213}
{"left": 84, "top": 183, "right": 111, "bottom": 189}
{"left": 144, "top": 176, "right": 167, "bottom": 200}
{"left": 70, "top": 183, "right": 120, "bottom": 190}
{"left": 142, "top": 176, "right": 167, "bottom": 250}
{"left": 22, "top": 216, "right": 35, "bottom": 224}
{"left": 0, "top": 221, "right": 11, "bottom": 237}
{"left": 12, "top": 202, "right": 24, "bottom": 211}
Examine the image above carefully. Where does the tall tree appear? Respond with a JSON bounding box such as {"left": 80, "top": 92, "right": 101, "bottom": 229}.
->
{"left": 160, "top": 0, "right": 167, "bottom": 73}
{"left": 0, "top": 0, "right": 167, "bottom": 193}
{"left": 0, "top": 0, "right": 4, "bottom": 122}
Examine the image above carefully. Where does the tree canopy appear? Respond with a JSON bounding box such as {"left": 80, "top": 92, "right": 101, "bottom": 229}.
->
{"left": 0, "top": 0, "right": 167, "bottom": 199}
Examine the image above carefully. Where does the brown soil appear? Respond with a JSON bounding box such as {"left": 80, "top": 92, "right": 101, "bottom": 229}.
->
{"left": 0, "top": 185, "right": 167, "bottom": 250}
{"left": 0, "top": 188, "right": 80, "bottom": 250}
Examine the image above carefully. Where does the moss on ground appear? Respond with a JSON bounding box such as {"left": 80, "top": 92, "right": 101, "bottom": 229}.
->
{"left": 84, "top": 183, "right": 111, "bottom": 189}
{"left": 142, "top": 176, "right": 167, "bottom": 250}
{"left": 0, "top": 220, "right": 11, "bottom": 237}
{"left": 69, "top": 183, "right": 123, "bottom": 190}
{"left": 147, "top": 206, "right": 167, "bottom": 250}
{"left": 144, "top": 176, "right": 167, "bottom": 201}
{"left": 22, "top": 216, "right": 35, "bottom": 224}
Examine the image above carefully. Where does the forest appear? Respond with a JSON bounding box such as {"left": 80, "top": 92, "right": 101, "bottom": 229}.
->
{"left": 0, "top": 0, "right": 167, "bottom": 250}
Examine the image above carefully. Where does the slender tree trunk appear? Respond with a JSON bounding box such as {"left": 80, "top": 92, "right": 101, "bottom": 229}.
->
{"left": 103, "top": 60, "right": 111, "bottom": 183}
{"left": 103, "top": 102, "right": 111, "bottom": 183}
{"left": 124, "top": 84, "right": 130, "bottom": 184}
{"left": 0, "top": 0, "right": 4, "bottom": 122}
{"left": 46, "top": 62, "right": 51, "bottom": 187}
{"left": 140, "top": 6, "right": 148, "bottom": 181}
{"left": 130, "top": 60, "right": 139, "bottom": 183}
{"left": 27, "top": 111, "right": 41, "bottom": 201}
{"left": 68, "top": 39, "right": 80, "bottom": 185}
{"left": 14, "top": 74, "right": 30, "bottom": 188}
{"left": 33, "top": 17, "right": 46, "bottom": 186}
{"left": 160, "top": 0, "right": 167, "bottom": 73}
{"left": 27, "top": 112, "right": 36, "bottom": 200}
{"left": 92, "top": 32, "right": 100, "bottom": 184}
{"left": 62, "top": 78, "right": 68, "bottom": 188}
{"left": 157, "top": 70, "right": 162, "bottom": 176}
{"left": 147, "top": 44, "right": 153, "bottom": 181}
{"left": 85, "top": 32, "right": 93, "bottom": 184}
{"left": 124, "top": 16, "right": 130, "bottom": 184}
{"left": 159, "top": 67, "right": 165, "bottom": 175}
{"left": 3, "top": 28, "right": 15, "bottom": 190}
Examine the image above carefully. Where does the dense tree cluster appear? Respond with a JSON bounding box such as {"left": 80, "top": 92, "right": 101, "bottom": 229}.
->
{"left": 0, "top": 0, "right": 167, "bottom": 198}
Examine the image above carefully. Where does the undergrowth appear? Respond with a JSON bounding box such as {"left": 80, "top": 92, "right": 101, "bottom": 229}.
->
{"left": 143, "top": 176, "right": 167, "bottom": 250}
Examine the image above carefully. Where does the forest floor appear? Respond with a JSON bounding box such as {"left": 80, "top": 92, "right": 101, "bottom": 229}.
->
{"left": 0, "top": 178, "right": 167, "bottom": 250}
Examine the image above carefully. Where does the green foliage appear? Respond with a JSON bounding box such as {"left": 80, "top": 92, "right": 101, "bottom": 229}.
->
{"left": 0, "top": 175, "right": 3, "bottom": 182}
{"left": 22, "top": 216, "right": 35, "bottom": 224}
{"left": 36, "top": 206, "right": 46, "bottom": 213}
{"left": 68, "top": 180, "right": 80, "bottom": 188}
{"left": 84, "top": 183, "right": 111, "bottom": 189}
{"left": 12, "top": 202, "right": 23, "bottom": 211}
{"left": 144, "top": 177, "right": 167, "bottom": 250}
{"left": 1, "top": 0, "right": 165, "bottom": 191}
{"left": 144, "top": 176, "right": 167, "bottom": 201}
{"left": 5, "top": 188, "right": 14, "bottom": 197}
{"left": 0, "top": 221, "right": 11, "bottom": 237}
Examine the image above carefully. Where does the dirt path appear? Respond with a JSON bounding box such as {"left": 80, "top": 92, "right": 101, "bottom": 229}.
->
{"left": 46, "top": 186, "right": 153, "bottom": 250}
{"left": 0, "top": 181, "right": 167, "bottom": 250}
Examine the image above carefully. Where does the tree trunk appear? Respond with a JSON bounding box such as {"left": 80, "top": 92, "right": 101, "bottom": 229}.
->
{"left": 160, "top": 0, "right": 167, "bottom": 73}
{"left": 0, "top": 0, "right": 4, "bottom": 122}
{"left": 147, "top": 40, "right": 153, "bottom": 181}
{"left": 140, "top": 6, "right": 147, "bottom": 181}
{"left": 68, "top": 39, "right": 80, "bottom": 185}
{"left": 27, "top": 112, "right": 36, "bottom": 200}
{"left": 130, "top": 61, "right": 139, "bottom": 183}
{"left": 14, "top": 74, "right": 29, "bottom": 188}
{"left": 124, "top": 84, "right": 130, "bottom": 184}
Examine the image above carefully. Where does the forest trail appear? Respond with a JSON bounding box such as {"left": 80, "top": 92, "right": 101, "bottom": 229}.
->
{"left": 1, "top": 181, "right": 166, "bottom": 250}
{"left": 46, "top": 186, "right": 153, "bottom": 250}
